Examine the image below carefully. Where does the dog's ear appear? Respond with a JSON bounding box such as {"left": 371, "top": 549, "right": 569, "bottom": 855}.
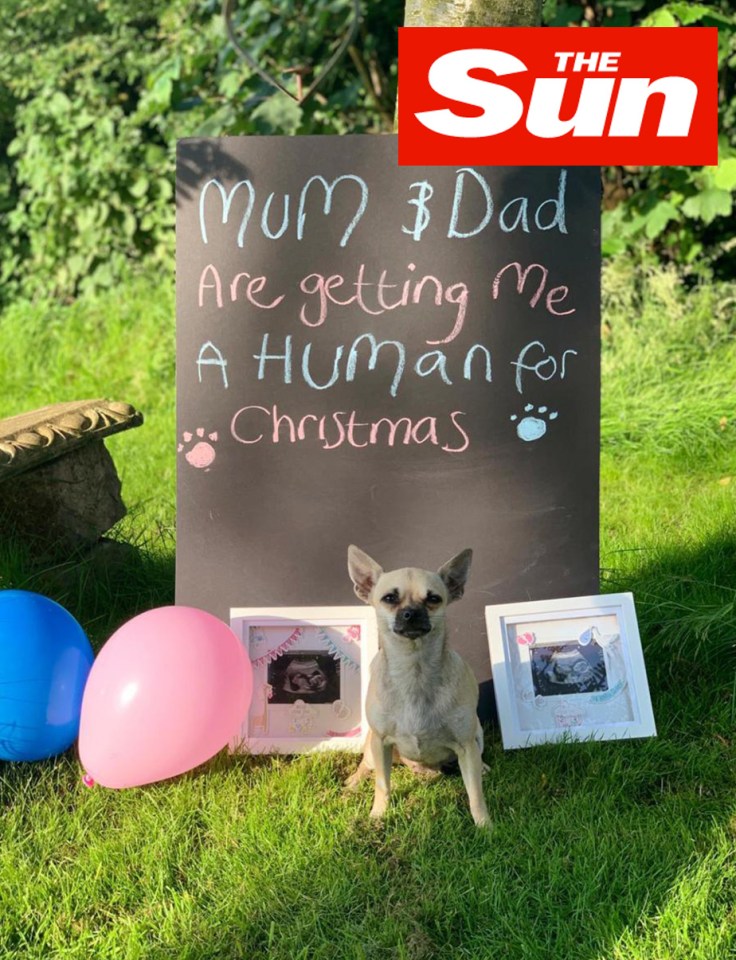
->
{"left": 438, "top": 548, "right": 473, "bottom": 603}
{"left": 348, "top": 545, "right": 383, "bottom": 604}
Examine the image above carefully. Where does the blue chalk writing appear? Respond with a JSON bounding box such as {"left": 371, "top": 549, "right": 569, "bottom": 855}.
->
{"left": 488, "top": 173, "right": 568, "bottom": 235}
{"left": 302, "top": 343, "right": 344, "bottom": 390}
{"left": 253, "top": 334, "right": 293, "bottom": 383}
{"left": 198, "top": 174, "right": 368, "bottom": 248}
{"left": 463, "top": 344, "right": 492, "bottom": 382}
{"left": 199, "top": 179, "right": 255, "bottom": 247}
{"left": 448, "top": 168, "right": 493, "bottom": 239}
{"left": 402, "top": 181, "right": 434, "bottom": 242}
{"left": 512, "top": 341, "right": 578, "bottom": 394}
{"left": 261, "top": 192, "right": 290, "bottom": 240}
{"left": 346, "top": 334, "right": 406, "bottom": 399}
{"left": 415, "top": 350, "right": 453, "bottom": 386}
{"left": 197, "top": 341, "right": 229, "bottom": 389}
{"left": 499, "top": 196, "right": 529, "bottom": 233}
{"left": 297, "top": 175, "right": 369, "bottom": 248}
{"left": 535, "top": 169, "right": 568, "bottom": 233}
{"left": 237, "top": 336, "right": 499, "bottom": 400}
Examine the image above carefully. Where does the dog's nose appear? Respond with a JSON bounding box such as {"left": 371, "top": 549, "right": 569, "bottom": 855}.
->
{"left": 394, "top": 605, "right": 431, "bottom": 638}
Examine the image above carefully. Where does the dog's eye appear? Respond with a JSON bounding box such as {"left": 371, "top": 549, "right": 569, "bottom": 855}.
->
{"left": 426, "top": 593, "right": 443, "bottom": 605}
{"left": 382, "top": 592, "right": 399, "bottom": 605}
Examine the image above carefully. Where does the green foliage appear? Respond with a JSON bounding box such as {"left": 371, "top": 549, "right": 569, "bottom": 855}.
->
{"left": 0, "top": 0, "right": 400, "bottom": 303}
{"left": 1, "top": 0, "right": 734, "bottom": 301}
{"left": 544, "top": 0, "right": 736, "bottom": 276}
{"left": 0, "top": 1, "right": 177, "bottom": 301}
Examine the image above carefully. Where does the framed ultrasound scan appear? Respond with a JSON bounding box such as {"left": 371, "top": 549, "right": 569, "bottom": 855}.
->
{"left": 229, "top": 607, "right": 378, "bottom": 754}
{"left": 485, "top": 593, "right": 656, "bottom": 749}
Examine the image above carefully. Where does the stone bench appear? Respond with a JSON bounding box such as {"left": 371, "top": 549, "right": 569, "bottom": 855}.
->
{"left": 0, "top": 400, "right": 143, "bottom": 557}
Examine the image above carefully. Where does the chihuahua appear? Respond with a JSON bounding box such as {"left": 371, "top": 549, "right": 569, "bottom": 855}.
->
{"left": 346, "top": 545, "right": 490, "bottom": 828}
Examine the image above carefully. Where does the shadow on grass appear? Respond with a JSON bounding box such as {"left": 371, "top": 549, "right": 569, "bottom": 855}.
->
{"left": 602, "top": 528, "right": 736, "bottom": 684}
{"left": 2, "top": 529, "right": 736, "bottom": 958}
{"left": 124, "top": 714, "right": 736, "bottom": 960}
{"left": 0, "top": 526, "right": 175, "bottom": 651}
{"left": 155, "top": 528, "right": 736, "bottom": 960}
{"left": 2, "top": 707, "right": 734, "bottom": 960}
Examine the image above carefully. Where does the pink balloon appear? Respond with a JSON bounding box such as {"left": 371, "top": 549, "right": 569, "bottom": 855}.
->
{"left": 79, "top": 606, "right": 252, "bottom": 788}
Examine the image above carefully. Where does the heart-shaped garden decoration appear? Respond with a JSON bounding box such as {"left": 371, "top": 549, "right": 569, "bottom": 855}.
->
{"left": 223, "top": 0, "right": 362, "bottom": 105}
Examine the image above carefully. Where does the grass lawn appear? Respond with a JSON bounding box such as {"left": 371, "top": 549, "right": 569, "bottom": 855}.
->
{"left": 0, "top": 261, "right": 735, "bottom": 959}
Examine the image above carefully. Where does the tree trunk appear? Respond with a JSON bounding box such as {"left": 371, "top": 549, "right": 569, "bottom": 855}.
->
{"left": 404, "top": 0, "right": 542, "bottom": 26}
{"left": 397, "top": 0, "right": 541, "bottom": 126}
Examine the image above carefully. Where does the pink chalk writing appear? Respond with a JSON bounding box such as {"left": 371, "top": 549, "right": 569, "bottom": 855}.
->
{"left": 230, "top": 404, "right": 470, "bottom": 453}
{"left": 297, "top": 263, "right": 469, "bottom": 346}
{"left": 492, "top": 262, "right": 576, "bottom": 316}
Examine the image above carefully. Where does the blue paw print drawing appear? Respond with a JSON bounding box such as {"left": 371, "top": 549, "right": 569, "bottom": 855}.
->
{"left": 511, "top": 404, "right": 558, "bottom": 441}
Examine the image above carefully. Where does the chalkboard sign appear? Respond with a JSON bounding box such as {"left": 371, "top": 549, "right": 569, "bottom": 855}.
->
{"left": 176, "top": 135, "right": 600, "bottom": 719}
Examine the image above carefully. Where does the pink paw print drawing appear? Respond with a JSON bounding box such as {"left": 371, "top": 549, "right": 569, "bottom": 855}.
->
{"left": 178, "top": 428, "right": 218, "bottom": 470}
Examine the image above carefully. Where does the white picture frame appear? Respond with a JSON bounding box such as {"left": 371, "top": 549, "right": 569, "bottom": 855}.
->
{"left": 485, "top": 593, "right": 656, "bottom": 749}
{"left": 229, "top": 606, "right": 378, "bottom": 755}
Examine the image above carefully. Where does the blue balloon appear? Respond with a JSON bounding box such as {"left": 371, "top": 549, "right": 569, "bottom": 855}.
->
{"left": 0, "top": 590, "right": 94, "bottom": 761}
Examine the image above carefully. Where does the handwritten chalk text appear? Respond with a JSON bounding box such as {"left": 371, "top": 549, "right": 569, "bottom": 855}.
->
{"left": 250, "top": 334, "right": 493, "bottom": 398}
{"left": 199, "top": 174, "right": 368, "bottom": 249}
{"left": 299, "top": 263, "right": 468, "bottom": 345}
{"left": 198, "top": 267, "right": 285, "bottom": 310}
{"left": 492, "top": 262, "right": 575, "bottom": 316}
{"left": 230, "top": 405, "right": 470, "bottom": 453}
{"left": 197, "top": 259, "right": 575, "bottom": 348}
{"left": 512, "top": 341, "right": 579, "bottom": 394}
{"left": 197, "top": 168, "right": 569, "bottom": 251}
{"left": 403, "top": 168, "right": 568, "bottom": 240}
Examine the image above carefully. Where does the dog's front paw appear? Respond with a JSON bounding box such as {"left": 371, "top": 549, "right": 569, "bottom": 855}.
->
{"left": 481, "top": 761, "right": 491, "bottom": 777}
{"left": 369, "top": 798, "right": 388, "bottom": 819}
{"left": 344, "top": 758, "right": 372, "bottom": 792}
{"left": 344, "top": 770, "right": 363, "bottom": 792}
{"left": 474, "top": 814, "right": 493, "bottom": 831}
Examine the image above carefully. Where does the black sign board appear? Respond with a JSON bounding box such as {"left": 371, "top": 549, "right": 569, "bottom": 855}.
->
{"left": 176, "top": 136, "right": 600, "bottom": 717}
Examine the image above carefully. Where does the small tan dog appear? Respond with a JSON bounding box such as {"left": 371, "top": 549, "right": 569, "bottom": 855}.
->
{"left": 346, "top": 545, "right": 490, "bottom": 828}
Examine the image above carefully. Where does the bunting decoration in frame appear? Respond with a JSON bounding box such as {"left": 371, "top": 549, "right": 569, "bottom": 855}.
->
{"left": 485, "top": 593, "right": 656, "bottom": 749}
{"left": 229, "top": 607, "right": 378, "bottom": 754}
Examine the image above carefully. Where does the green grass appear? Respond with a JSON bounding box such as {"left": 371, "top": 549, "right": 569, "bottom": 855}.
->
{"left": 0, "top": 271, "right": 175, "bottom": 531}
{"left": 0, "top": 273, "right": 176, "bottom": 643}
{"left": 599, "top": 261, "right": 736, "bottom": 674}
{"left": 1, "top": 261, "right": 736, "bottom": 958}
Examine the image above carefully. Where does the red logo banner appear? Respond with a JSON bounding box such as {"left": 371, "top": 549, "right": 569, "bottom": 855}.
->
{"left": 398, "top": 27, "right": 718, "bottom": 166}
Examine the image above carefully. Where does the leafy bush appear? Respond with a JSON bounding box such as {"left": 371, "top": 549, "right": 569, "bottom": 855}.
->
{"left": 0, "top": 1, "right": 178, "bottom": 300}
{"left": 545, "top": 1, "right": 736, "bottom": 275}
{"left": 0, "top": 0, "right": 400, "bottom": 303}
{"left": 0, "top": 0, "right": 734, "bottom": 303}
